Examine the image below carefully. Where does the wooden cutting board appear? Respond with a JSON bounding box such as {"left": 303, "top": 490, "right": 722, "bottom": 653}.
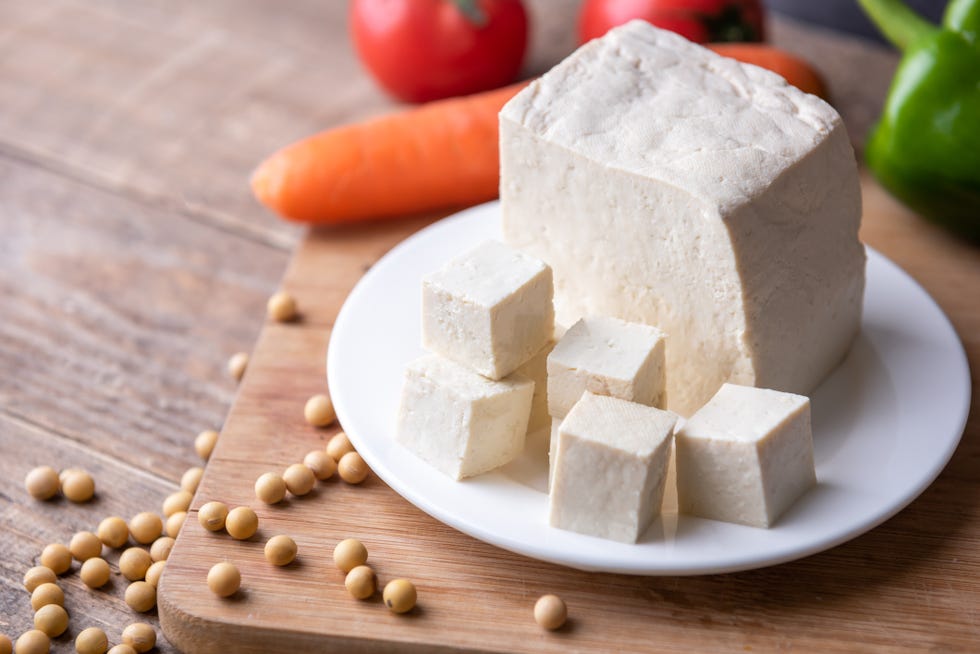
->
{"left": 157, "top": 175, "right": 979, "bottom": 653}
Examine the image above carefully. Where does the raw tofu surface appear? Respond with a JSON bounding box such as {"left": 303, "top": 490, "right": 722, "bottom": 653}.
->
{"left": 396, "top": 354, "right": 534, "bottom": 480}
{"left": 422, "top": 240, "right": 554, "bottom": 380}
{"left": 549, "top": 392, "right": 676, "bottom": 543}
{"left": 675, "top": 383, "right": 815, "bottom": 527}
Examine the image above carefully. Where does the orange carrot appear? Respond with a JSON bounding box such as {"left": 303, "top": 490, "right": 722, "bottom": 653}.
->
{"left": 708, "top": 43, "right": 828, "bottom": 99}
{"left": 251, "top": 82, "right": 527, "bottom": 225}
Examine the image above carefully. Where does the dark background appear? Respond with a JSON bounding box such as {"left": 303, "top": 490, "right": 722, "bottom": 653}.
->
{"left": 767, "top": 0, "right": 947, "bottom": 43}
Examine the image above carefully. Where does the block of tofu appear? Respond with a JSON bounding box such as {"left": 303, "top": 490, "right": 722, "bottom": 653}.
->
{"left": 675, "top": 383, "right": 815, "bottom": 528}
{"left": 396, "top": 355, "right": 534, "bottom": 480}
{"left": 513, "top": 338, "right": 556, "bottom": 435}
{"left": 500, "top": 20, "right": 865, "bottom": 416}
{"left": 547, "top": 316, "right": 667, "bottom": 420}
{"left": 549, "top": 392, "right": 676, "bottom": 543}
{"left": 422, "top": 240, "right": 554, "bottom": 380}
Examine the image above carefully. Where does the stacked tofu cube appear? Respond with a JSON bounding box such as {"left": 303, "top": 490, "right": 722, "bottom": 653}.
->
{"left": 550, "top": 392, "right": 676, "bottom": 543}
{"left": 545, "top": 316, "right": 676, "bottom": 542}
{"left": 396, "top": 240, "right": 554, "bottom": 480}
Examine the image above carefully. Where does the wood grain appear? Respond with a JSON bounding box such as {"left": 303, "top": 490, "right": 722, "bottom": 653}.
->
{"left": 157, "top": 178, "right": 980, "bottom": 653}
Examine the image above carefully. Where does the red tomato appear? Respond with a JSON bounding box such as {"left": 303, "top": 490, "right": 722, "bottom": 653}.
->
{"left": 351, "top": 0, "right": 529, "bottom": 103}
{"left": 578, "top": 0, "right": 765, "bottom": 45}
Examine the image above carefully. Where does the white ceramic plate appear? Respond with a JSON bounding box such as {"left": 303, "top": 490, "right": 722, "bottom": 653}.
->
{"left": 327, "top": 202, "right": 971, "bottom": 575}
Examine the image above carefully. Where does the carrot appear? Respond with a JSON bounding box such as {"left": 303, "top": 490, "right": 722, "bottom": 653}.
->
{"left": 708, "top": 43, "right": 828, "bottom": 100}
{"left": 251, "top": 82, "right": 527, "bottom": 225}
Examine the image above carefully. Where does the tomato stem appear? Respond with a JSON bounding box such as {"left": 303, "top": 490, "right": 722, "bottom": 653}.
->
{"left": 453, "top": 0, "right": 488, "bottom": 27}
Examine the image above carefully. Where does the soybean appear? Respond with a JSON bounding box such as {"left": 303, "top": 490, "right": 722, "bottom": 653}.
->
{"left": 33, "top": 604, "right": 69, "bottom": 638}
{"left": 303, "top": 450, "right": 336, "bottom": 481}
{"left": 39, "top": 544, "right": 72, "bottom": 575}
{"left": 333, "top": 538, "right": 368, "bottom": 573}
{"left": 304, "top": 394, "right": 335, "bottom": 427}
{"left": 254, "top": 473, "right": 287, "bottom": 505}
{"left": 198, "top": 501, "right": 229, "bottom": 532}
{"left": 267, "top": 291, "right": 297, "bottom": 322}
{"left": 338, "top": 452, "right": 369, "bottom": 484}
{"left": 69, "top": 531, "right": 103, "bottom": 562}
{"left": 264, "top": 535, "right": 297, "bottom": 566}
{"left": 534, "top": 594, "right": 567, "bottom": 630}
{"left": 125, "top": 581, "right": 156, "bottom": 613}
{"left": 344, "top": 565, "right": 375, "bottom": 600}
{"left": 80, "top": 557, "right": 111, "bottom": 589}
{"left": 326, "top": 431, "right": 354, "bottom": 460}
{"left": 207, "top": 562, "right": 240, "bottom": 598}
{"left": 129, "top": 513, "right": 163, "bottom": 545}
{"left": 14, "top": 631, "right": 49, "bottom": 654}
{"left": 162, "top": 490, "right": 192, "bottom": 517}
{"left": 121, "top": 623, "right": 155, "bottom": 653}
{"left": 283, "top": 463, "right": 315, "bottom": 496}
{"left": 75, "top": 627, "right": 108, "bottom": 654}
{"left": 383, "top": 579, "right": 417, "bottom": 614}
{"left": 119, "top": 547, "right": 152, "bottom": 582}
{"left": 61, "top": 470, "right": 96, "bottom": 503}
{"left": 194, "top": 429, "right": 219, "bottom": 461}
{"left": 24, "top": 467, "right": 60, "bottom": 500}
{"left": 149, "top": 536, "right": 175, "bottom": 562}
{"left": 30, "top": 583, "right": 64, "bottom": 611}
{"left": 180, "top": 467, "right": 204, "bottom": 494}
{"left": 225, "top": 507, "right": 258, "bottom": 540}
{"left": 97, "top": 517, "right": 130, "bottom": 549}
{"left": 23, "top": 566, "right": 57, "bottom": 593}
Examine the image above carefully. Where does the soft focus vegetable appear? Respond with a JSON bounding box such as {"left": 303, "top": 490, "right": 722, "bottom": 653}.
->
{"left": 579, "top": 0, "right": 765, "bottom": 44}
{"left": 252, "top": 82, "right": 525, "bottom": 224}
{"left": 858, "top": 0, "right": 980, "bottom": 241}
{"left": 351, "top": 0, "right": 528, "bottom": 103}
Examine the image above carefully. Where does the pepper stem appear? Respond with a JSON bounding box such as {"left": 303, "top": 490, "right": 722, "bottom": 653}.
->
{"left": 944, "top": 0, "right": 980, "bottom": 36}
{"left": 857, "top": 0, "right": 937, "bottom": 51}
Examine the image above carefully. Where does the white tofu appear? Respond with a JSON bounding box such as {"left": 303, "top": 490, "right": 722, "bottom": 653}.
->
{"left": 547, "top": 316, "right": 666, "bottom": 419}
{"left": 396, "top": 354, "right": 534, "bottom": 480}
{"left": 512, "top": 338, "right": 555, "bottom": 435}
{"left": 422, "top": 240, "right": 554, "bottom": 380}
{"left": 675, "top": 383, "right": 815, "bottom": 528}
{"left": 549, "top": 392, "right": 676, "bottom": 543}
{"left": 500, "top": 21, "right": 865, "bottom": 415}
{"left": 548, "top": 417, "right": 560, "bottom": 489}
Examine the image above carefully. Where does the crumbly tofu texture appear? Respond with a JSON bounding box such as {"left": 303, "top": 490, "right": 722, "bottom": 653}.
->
{"left": 422, "top": 240, "right": 555, "bottom": 380}
{"left": 500, "top": 20, "right": 865, "bottom": 416}
{"left": 547, "top": 316, "right": 667, "bottom": 419}
{"left": 549, "top": 392, "right": 676, "bottom": 543}
{"left": 675, "top": 383, "right": 815, "bottom": 527}
{"left": 396, "top": 355, "right": 534, "bottom": 480}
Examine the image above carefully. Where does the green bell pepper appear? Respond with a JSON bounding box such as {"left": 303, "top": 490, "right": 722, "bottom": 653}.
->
{"left": 858, "top": 0, "right": 980, "bottom": 241}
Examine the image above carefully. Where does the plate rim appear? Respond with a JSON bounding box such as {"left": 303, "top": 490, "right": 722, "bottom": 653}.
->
{"left": 327, "top": 200, "right": 972, "bottom": 576}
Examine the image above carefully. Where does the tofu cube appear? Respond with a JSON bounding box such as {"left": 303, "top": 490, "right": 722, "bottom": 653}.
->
{"left": 675, "top": 383, "right": 816, "bottom": 528}
{"left": 396, "top": 355, "right": 534, "bottom": 480}
{"left": 513, "top": 338, "right": 556, "bottom": 436}
{"left": 549, "top": 392, "right": 676, "bottom": 543}
{"left": 547, "top": 316, "right": 667, "bottom": 419}
{"left": 422, "top": 240, "right": 554, "bottom": 380}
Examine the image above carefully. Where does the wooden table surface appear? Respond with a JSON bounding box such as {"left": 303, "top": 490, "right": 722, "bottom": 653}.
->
{"left": 1, "top": 1, "right": 975, "bottom": 652}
